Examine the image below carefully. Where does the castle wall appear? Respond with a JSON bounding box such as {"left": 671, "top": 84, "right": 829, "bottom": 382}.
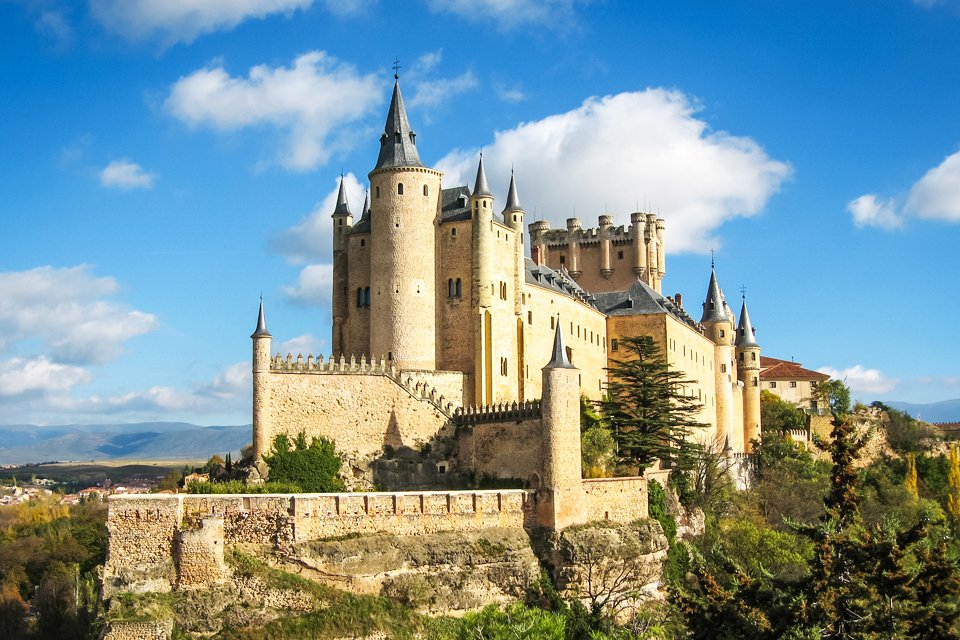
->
{"left": 438, "top": 219, "right": 475, "bottom": 380}
{"left": 456, "top": 418, "right": 543, "bottom": 482}
{"left": 581, "top": 477, "right": 649, "bottom": 522}
{"left": 567, "top": 236, "right": 638, "bottom": 293}
{"left": 258, "top": 363, "right": 459, "bottom": 461}
{"left": 104, "top": 490, "right": 533, "bottom": 595}
{"left": 486, "top": 221, "right": 524, "bottom": 403}
{"left": 345, "top": 230, "right": 372, "bottom": 357}
{"left": 521, "top": 284, "right": 608, "bottom": 401}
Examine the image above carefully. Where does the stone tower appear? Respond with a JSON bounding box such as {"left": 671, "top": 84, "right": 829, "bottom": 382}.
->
{"left": 538, "top": 319, "right": 584, "bottom": 530}
{"left": 251, "top": 300, "right": 272, "bottom": 459}
{"left": 471, "top": 155, "right": 495, "bottom": 404}
{"left": 736, "top": 296, "right": 761, "bottom": 452}
{"left": 331, "top": 176, "right": 353, "bottom": 356}
{"left": 368, "top": 78, "right": 442, "bottom": 370}
{"left": 701, "top": 267, "right": 736, "bottom": 449}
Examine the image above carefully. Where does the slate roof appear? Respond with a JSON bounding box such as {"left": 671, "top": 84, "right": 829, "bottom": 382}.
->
{"left": 440, "top": 186, "right": 472, "bottom": 222}
{"left": 701, "top": 269, "right": 730, "bottom": 324}
{"left": 374, "top": 80, "right": 423, "bottom": 170}
{"left": 546, "top": 320, "right": 575, "bottom": 369}
{"left": 525, "top": 259, "right": 598, "bottom": 309}
{"left": 592, "top": 279, "right": 701, "bottom": 329}
{"left": 759, "top": 357, "right": 829, "bottom": 381}
{"left": 735, "top": 299, "right": 760, "bottom": 348}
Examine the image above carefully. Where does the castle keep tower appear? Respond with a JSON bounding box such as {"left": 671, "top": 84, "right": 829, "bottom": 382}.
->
{"left": 471, "top": 156, "right": 496, "bottom": 403}
{"left": 736, "top": 297, "right": 761, "bottom": 452}
{"left": 701, "top": 267, "right": 736, "bottom": 449}
{"left": 251, "top": 300, "right": 272, "bottom": 459}
{"left": 368, "top": 78, "right": 442, "bottom": 370}
{"left": 331, "top": 177, "right": 353, "bottom": 356}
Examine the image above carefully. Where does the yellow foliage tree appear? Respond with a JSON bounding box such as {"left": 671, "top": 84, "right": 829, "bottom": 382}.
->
{"left": 904, "top": 452, "right": 918, "bottom": 498}
{"left": 948, "top": 445, "right": 960, "bottom": 531}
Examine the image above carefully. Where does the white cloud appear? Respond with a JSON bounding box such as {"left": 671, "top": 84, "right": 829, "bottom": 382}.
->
{"left": 276, "top": 333, "right": 326, "bottom": 357}
{"left": 34, "top": 9, "right": 73, "bottom": 47}
{"left": 496, "top": 84, "right": 526, "bottom": 103}
{"left": 426, "top": 0, "right": 582, "bottom": 30}
{"left": 0, "top": 357, "right": 90, "bottom": 396}
{"left": 99, "top": 159, "right": 156, "bottom": 190}
{"left": 270, "top": 172, "right": 365, "bottom": 264}
{"left": 165, "top": 51, "right": 381, "bottom": 171}
{"left": 90, "top": 0, "right": 314, "bottom": 45}
{"left": 282, "top": 264, "right": 333, "bottom": 307}
{"left": 905, "top": 150, "right": 960, "bottom": 222}
{"left": 847, "top": 194, "right": 903, "bottom": 230}
{"left": 409, "top": 71, "right": 478, "bottom": 109}
{"left": 818, "top": 365, "right": 899, "bottom": 395}
{"left": 436, "top": 89, "right": 791, "bottom": 253}
{"left": 0, "top": 265, "right": 158, "bottom": 365}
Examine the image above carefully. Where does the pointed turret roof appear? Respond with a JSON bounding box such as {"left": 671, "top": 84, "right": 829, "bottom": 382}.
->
{"left": 375, "top": 79, "right": 423, "bottom": 170}
{"left": 332, "top": 175, "right": 351, "bottom": 217}
{"left": 502, "top": 170, "right": 522, "bottom": 212}
{"left": 700, "top": 269, "right": 730, "bottom": 324}
{"left": 735, "top": 297, "right": 760, "bottom": 348}
{"left": 545, "top": 317, "right": 575, "bottom": 369}
{"left": 473, "top": 154, "right": 492, "bottom": 198}
{"left": 251, "top": 299, "right": 271, "bottom": 338}
{"left": 359, "top": 189, "right": 370, "bottom": 222}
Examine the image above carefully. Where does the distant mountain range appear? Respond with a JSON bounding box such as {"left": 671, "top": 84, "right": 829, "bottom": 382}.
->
{"left": 886, "top": 399, "right": 960, "bottom": 424}
{"left": 0, "top": 422, "right": 250, "bottom": 465}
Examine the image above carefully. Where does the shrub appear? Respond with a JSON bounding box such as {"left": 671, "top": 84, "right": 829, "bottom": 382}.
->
{"left": 262, "top": 432, "right": 345, "bottom": 493}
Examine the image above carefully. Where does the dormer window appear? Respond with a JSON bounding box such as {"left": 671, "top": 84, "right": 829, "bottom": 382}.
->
{"left": 395, "top": 132, "right": 402, "bottom": 143}
{"left": 410, "top": 131, "right": 416, "bottom": 143}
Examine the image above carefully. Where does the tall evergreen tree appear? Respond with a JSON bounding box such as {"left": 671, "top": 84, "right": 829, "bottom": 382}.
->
{"left": 600, "top": 335, "right": 706, "bottom": 472}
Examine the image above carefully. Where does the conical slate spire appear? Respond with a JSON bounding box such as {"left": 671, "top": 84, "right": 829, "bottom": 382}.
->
{"left": 503, "top": 169, "right": 522, "bottom": 212}
{"left": 251, "top": 298, "right": 271, "bottom": 338}
{"left": 358, "top": 189, "right": 370, "bottom": 222}
{"left": 545, "top": 317, "right": 575, "bottom": 369}
{"left": 473, "top": 154, "right": 492, "bottom": 198}
{"left": 332, "top": 175, "right": 352, "bottom": 217}
{"left": 735, "top": 297, "right": 760, "bottom": 348}
{"left": 375, "top": 80, "right": 423, "bottom": 170}
{"left": 700, "top": 269, "right": 730, "bottom": 324}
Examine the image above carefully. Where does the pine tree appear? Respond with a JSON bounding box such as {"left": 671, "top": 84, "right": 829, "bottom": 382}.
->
{"left": 600, "top": 335, "right": 705, "bottom": 472}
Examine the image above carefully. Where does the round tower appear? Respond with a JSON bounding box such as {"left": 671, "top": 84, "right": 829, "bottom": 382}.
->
{"left": 251, "top": 299, "right": 272, "bottom": 460}
{"left": 566, "top": 217, "right": 582, "bottom": 278}
{"left": 502, "top": 170, "right": 525, "bottom": 316}
{"left": 630, "top": 212, "right": 647, "bottom": 280}
{"left": 528, "top": 219, "right": 550, "bottom": 264}
{"left": 471, "top": 155, "right": 495, "bottom": 403}
{"left": 368, "top": 78, "right": 442, "bottom": 370}
{"left": 736, "top": 297, "right": 762, "bottom": 452}
{"left": 598, "top": 215, "right": 613, "bottom": 278}
{"left": 701, "top": 266, "right": 736, "bottom": 450}
{"left": 539, "top": 320, "right": 583, "bottom": 529}
{"left": 331, "top": 175, "right": 353, "bottom": 356}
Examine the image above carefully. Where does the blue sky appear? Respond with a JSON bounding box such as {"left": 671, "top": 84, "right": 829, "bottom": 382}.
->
{"left": 2, "top": 0, "right": 959, "bottom": 426}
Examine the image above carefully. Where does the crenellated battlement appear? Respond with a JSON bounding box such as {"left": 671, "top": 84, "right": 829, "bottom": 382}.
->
{"left": 453, "top": 400, "right": 542, "bottom": 425}
{"left": 268, "top": 352, "right": 461, "bottom": 418}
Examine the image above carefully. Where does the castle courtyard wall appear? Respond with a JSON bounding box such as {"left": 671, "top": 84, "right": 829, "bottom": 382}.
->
{"left": 259, "top": 366, "right": 461, "bottom": 460}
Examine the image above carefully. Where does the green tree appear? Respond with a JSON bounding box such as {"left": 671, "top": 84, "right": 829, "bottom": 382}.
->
{"left": 601, "top": 336, "right": 705, "bottom": 472}
{"left": 760, "top": 390, "right": 806, "bottom": 434}
{"left": 813, "top": 379, "right": 851, "bottom": 417}
{"left": 263, "top": 432, "right": 345, "bottom": 493}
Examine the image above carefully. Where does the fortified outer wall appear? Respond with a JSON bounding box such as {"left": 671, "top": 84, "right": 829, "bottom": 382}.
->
{"left": 103, "top": 490, "right": 533, "bottom": 597}
{"left": 253, "top": 353, "right": 465, "bottom": 460}
{"left": 581, "top": 477, "right": 649, "bottom": 523}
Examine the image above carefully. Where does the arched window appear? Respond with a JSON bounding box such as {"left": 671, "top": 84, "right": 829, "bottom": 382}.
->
{"left": 455, "top": 278, "right": 462, "bottom": 298}
{"left": 451, "top": 228, "right": 457, "bottom": 237}
{"left": 397, "top": 183, "right": 404, "bottom": 195}
{"left": 356, "top": 288, "right": 363, "bottom": 307}
{"left": 375, "top": 186, "right": 380, "bottom": 198}
{"left": 363, "top": 287, "right": 370, "bottom": 307}
{"left": 448, "top": 278, "right": 454, "bottom": 298}
{"left": 423, "top": 184, "right": 428, "bottom": 196}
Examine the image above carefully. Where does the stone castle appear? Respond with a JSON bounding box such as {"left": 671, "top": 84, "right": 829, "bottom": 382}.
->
{"left": 101, "top": 77, "right": 765, "bottom": 607}
{"left": 252, "top": 76, "right": 762, "bottom": 474}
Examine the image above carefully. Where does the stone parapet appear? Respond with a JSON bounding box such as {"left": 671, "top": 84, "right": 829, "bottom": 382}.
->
{"left": 453, "top": 401, "right": 541, "bottom": 425}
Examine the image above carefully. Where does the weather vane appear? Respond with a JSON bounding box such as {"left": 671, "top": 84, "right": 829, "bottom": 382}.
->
{"left": 741, "top": 284, "right": 747, "bottom": 299}
{"left": 393, "top": 58, "right": 401, "bottom": 79}
{"left": 710, "top": 249, "right": 715, "bottom": 269}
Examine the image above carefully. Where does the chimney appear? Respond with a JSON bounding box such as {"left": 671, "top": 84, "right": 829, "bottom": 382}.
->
{"left": 675, "top": 293, "right": 683, "bottom": 308}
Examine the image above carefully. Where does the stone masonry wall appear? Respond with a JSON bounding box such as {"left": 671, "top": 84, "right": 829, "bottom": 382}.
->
{"left": 457, "top": 418, "right": 543, "bottom": 483}
{"left": 580, "top": 477, "right": 648, "bottom": 523}
{"left": 104, "top": 490, "right": 533, "bottom": 596}
{"left": 101, "top": 620, "right": 173, "bottom": 640}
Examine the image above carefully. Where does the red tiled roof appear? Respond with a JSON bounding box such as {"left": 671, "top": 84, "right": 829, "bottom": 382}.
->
{"left": 760, "top": 356, "right": 830, "bottom": 381}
